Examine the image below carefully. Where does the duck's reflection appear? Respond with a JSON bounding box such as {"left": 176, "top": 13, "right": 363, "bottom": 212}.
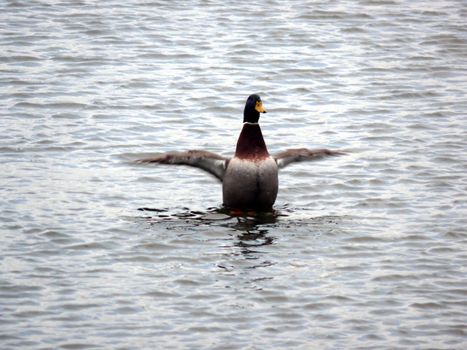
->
{"left": 229, "top": 216, "right": 276, "bottom": 255}
{"left": 237, "top": 228, "right": 274, "bottom": 249}
{"left": 137, "top": 206, "right": 282, "bottom": 261}
{"left": 215, "top": 212, "right": 283, "bottom": 275}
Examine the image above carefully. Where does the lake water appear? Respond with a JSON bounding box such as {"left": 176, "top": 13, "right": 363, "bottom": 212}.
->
{"left": 1, "top": 1, "right": 467, "bottom": 349}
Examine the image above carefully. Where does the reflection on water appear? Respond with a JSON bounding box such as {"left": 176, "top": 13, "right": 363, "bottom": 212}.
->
{"left": 134, "top": 205, "right": 344, "bottom": 264}
{"left": 136, "top": 205, "right": 283, "bottom": 224}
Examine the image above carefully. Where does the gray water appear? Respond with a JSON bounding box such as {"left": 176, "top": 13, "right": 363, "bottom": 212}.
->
{"left": 1, "top": 0, "right": 467, "bottom": 349}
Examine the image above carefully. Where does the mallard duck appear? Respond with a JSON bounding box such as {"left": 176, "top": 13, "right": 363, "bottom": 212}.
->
{"left": 138, "top": 94, "right": 343, "bottom": 211}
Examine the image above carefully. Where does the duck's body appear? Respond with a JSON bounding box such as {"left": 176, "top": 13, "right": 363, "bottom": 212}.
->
{"left": 223, "top": 123, "right": 278, "bottom": 210}
{"left": 138, "top": 94, "right": 343, "bottom": 211}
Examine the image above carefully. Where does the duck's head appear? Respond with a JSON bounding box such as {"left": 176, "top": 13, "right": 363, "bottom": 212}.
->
{"left": 243, "top": 94, "right": 267, "bottom": 123}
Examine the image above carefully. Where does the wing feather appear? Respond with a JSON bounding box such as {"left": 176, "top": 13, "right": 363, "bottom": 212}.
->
{"left": 274, "top": 148, "right": 345, "bottom": 169}
{"left": 137, "top": 150, "right": 228, "bottom": 181}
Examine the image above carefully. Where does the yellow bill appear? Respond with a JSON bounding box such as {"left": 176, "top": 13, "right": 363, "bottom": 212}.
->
{"left": 255, "top": 100, "right": 267, "bottom": 113}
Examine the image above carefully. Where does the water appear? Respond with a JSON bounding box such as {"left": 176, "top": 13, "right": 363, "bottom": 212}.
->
{"left": 1, "top": 0, "right": 467, "bottom": 349}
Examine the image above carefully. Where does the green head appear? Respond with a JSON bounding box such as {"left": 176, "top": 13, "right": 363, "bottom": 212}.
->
{"left": 243, "top": 94, "right": 267, "bottom": 123}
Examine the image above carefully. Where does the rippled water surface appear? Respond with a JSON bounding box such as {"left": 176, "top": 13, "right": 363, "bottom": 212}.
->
{"left": 2, "top": 1, "right": 467, "bottom": 349}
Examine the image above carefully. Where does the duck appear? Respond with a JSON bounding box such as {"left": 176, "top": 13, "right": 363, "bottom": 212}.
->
{"left": 137, "top": 94, "right": 344, "bottom": 211}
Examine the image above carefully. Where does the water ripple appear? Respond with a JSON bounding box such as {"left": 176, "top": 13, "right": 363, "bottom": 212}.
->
{"left": 1, "top": 0, "right": 467, "bottom": 349}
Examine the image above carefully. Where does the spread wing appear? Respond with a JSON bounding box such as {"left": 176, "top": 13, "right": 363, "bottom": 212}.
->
{"left": 136, "top": 150, "right": 229, "bottom": 181}
{"left": 274, "top": 148, "right": 345, "bottom": 169}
